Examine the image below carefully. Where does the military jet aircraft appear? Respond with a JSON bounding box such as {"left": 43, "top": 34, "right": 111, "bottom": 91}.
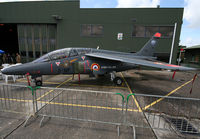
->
{"left": 1, "top": 32, "right": 197, "bottom": 86}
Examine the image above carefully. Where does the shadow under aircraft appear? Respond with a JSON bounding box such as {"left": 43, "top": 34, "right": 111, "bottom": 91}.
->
{"left": 1, "top": 33, "right": 197, "bottom": 86}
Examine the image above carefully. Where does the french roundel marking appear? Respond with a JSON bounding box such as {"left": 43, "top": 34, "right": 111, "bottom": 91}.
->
{"left": 91, "top": 63, "right": 100, "bottom": 71}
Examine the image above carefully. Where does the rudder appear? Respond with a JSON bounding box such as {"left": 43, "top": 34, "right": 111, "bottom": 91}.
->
{"left": 135, "top": 32, "right": 161, "bottom": 57}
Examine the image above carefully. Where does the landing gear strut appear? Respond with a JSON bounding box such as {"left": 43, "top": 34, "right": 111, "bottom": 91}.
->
{"left": 110, "top": 72, "right": 123, "bottom": 86}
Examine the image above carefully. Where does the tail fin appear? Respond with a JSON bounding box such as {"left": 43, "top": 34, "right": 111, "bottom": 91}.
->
{"left": 136, "top": 32, "right": 161, "bottom": 57}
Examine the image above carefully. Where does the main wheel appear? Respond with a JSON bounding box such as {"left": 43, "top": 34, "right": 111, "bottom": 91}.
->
{"left": 113, "top": 77, "right": 123, "bottom": 86}
{"left": 35, "top": 80, "right": 42, "bottom": 86}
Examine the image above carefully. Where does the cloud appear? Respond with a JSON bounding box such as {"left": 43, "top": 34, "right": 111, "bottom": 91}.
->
{"left": 180, "top": 37, "right": 200, "bottom": 47}
{"left": 116, "top": 0, "right": 160, "bottom": 8}
{"left": 184, "top": 0, "right": 200, "bottom": 28}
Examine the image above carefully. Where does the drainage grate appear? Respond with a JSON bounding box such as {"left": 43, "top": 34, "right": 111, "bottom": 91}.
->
{"left": 166, "top": 117, "right": 199, "bottom": 135}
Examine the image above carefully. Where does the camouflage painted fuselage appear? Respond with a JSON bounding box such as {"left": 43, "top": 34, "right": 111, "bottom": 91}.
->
{"left": 2, "top": 48, "right": 140, "bottom": 76}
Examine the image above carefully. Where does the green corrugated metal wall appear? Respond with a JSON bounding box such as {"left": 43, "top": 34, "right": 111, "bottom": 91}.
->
{"left": 0, "top": 1, "right": 183, "bottom": 64}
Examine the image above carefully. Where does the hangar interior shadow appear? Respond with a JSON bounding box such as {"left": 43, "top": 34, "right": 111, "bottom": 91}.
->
{"left": 0, "top": 24, "right": 19, "bottom": 55}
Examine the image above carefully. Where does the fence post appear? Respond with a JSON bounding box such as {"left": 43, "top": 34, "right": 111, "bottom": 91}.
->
{"left": 126, "top": 93, "right": 136, "bottom": 139}
{"left": 24, "top": 86, "right": 41, "bottom": 127}
{"left": 126, "top": 93, "right": 135, "bottom": 111}
{"left": 115, "top": 93, "right": 125, "bottom": 112}
{"left": 115, "top": 93, "right": 125, "bottom": 136}
{"left": 27, "top": 86, "right": 41, "bottom": 115}
{"left": 124, "top": 93, "right": 135, "bottom": 124}
{"left": 33, "top": 86, "right": 41, "bottom": 112}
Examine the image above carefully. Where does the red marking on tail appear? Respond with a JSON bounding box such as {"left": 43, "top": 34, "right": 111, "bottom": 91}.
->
{"left": 154, "top": 33, "right": 161, "bottom": 38}
{"left": 180, "top": 48, "right": 184, "bottom": 52}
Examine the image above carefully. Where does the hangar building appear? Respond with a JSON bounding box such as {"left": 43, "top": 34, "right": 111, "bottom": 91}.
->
{"left": 183, "top": 45, "right": 200, "bottom": 67}
{"left": 0, "top": 0, "right": 183, "bottom": 64}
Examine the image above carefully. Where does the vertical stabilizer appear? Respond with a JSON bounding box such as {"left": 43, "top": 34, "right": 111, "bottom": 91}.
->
{"left": 136, "top": 32, "right": 161, "bottom": 57}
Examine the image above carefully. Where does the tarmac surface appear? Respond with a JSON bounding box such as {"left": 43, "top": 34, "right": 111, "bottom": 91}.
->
{"left": 0, "top": 69, "right": 200, "bottom": 139}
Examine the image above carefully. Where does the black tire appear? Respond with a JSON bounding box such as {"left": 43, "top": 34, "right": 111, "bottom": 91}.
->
{"left": 113, "top": 77, "right": 123, "bottom": 86}
{"left": 35, "top": 80, "right": 42, "bottom": 86}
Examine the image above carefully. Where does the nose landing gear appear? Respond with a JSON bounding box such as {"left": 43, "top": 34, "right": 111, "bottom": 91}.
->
{"left": 32, "top": 76, "right": 43, "bottom": 86}
{"left": 110, "top": 72, "right": 123, "bottom": 86}
{"left": 35, "top": 80, "right": 43, "bottom": 86}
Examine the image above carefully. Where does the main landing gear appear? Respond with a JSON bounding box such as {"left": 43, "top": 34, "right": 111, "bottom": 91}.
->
{"left": 110, "top": 72, "right": 123, "bottom": 86}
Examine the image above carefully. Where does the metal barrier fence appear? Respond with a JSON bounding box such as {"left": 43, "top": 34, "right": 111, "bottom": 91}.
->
{"left": 0, "top": 84, "right": 34, "bottom": 115}
{"left": 36, "top": 87, "right": 125, "bottom": 126}
{"left": 0, "top": 83, "right": 200, "bottom": 138}
{"left": 132, "top": 94, "right": 200, "bottom": 136}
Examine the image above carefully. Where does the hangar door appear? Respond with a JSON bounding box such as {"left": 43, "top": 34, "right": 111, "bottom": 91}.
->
{"left": 17, "top": 24, "right": 56, "bottom": 62}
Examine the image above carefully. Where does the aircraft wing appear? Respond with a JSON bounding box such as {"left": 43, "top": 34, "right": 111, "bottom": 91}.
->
{"left": 86, "top": 53, "right": 197, "bottom": 71}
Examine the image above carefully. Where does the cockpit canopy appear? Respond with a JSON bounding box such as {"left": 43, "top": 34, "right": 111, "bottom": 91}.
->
{"left": 32, "top": 48, "right": 92, "bottom": 63}
{"left": 33, "top": 48, "right": 78, "bottom": 63}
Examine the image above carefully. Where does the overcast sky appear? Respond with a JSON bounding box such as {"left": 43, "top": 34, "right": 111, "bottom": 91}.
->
{"left": 0, "top": 0, "right": 200, "bottom": 47}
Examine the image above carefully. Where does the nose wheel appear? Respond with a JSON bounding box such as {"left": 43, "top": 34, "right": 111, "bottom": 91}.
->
{"left": 35, "top": 80, "right": 43, "bottom": 86}
{"left": 32, "top": 76, "right": 43, "bottom": 86}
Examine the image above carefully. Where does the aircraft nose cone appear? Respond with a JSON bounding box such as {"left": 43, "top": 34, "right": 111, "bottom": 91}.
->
{"left": 1, "top": 65, "right": 23, "bottom": 75}
{"left": 1, "top": 64, "right": 32, "bottom": 75}
{"left": 1, "top": 68, "right": 11, "bottom": 75}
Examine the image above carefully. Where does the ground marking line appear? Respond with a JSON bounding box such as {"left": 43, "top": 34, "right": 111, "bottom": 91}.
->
{"left": 36, "top": 77, "right": 72, "bottom": 101}
{"left": 17, "top": 80, "right": 127, "bottom": 89}
{"left": 17, "top": 79, "right": 127, "bottom": 89}
{"left": 120, "top": 72, "right": 142, "bottom": 112}
{"left": 0, "top": 97, "right": 31, "bottom": 102}
{"left": 17, "top": 75, "right": 61, "bottom": 84}
{"left": 70, "top": 83, "right": 127, "bottom": 89}
{"left": 59, "top": 75, "right": 74, "bottom": 77}
{"left": 37, "top": 101, "right": 139, "bottom": 112}
{"left": 0, "top": 97, "right": 139, "bottom": 112}
{"left": 43, "top": 81, "right": 60, "bottom": 84}
{"left": 143, "top": 78, "right": 194, "bottom": 110}
{"left": 16, "top": 74, "right": 71, "bottom": 83}
{"left": 40, "top": 75, "right": 61, "bottom": 83}
{"left": 17, "top": 80, "right": 61, "bottom": 85}
{"left": 0, "top": 109, "right": 30, "bottom": 115}
{"left": 16, "top": 78, "right": 26, "bottom": 82}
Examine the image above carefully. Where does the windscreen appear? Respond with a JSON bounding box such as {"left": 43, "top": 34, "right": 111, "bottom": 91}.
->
{"left": 49, "top": 48, "right": 70, "bottom": 60}
{"left": 32, "top": 53, "right": 50, "bottom": 63}
{"left": 32, "top": 48, "right": 75, "bottom": 63}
